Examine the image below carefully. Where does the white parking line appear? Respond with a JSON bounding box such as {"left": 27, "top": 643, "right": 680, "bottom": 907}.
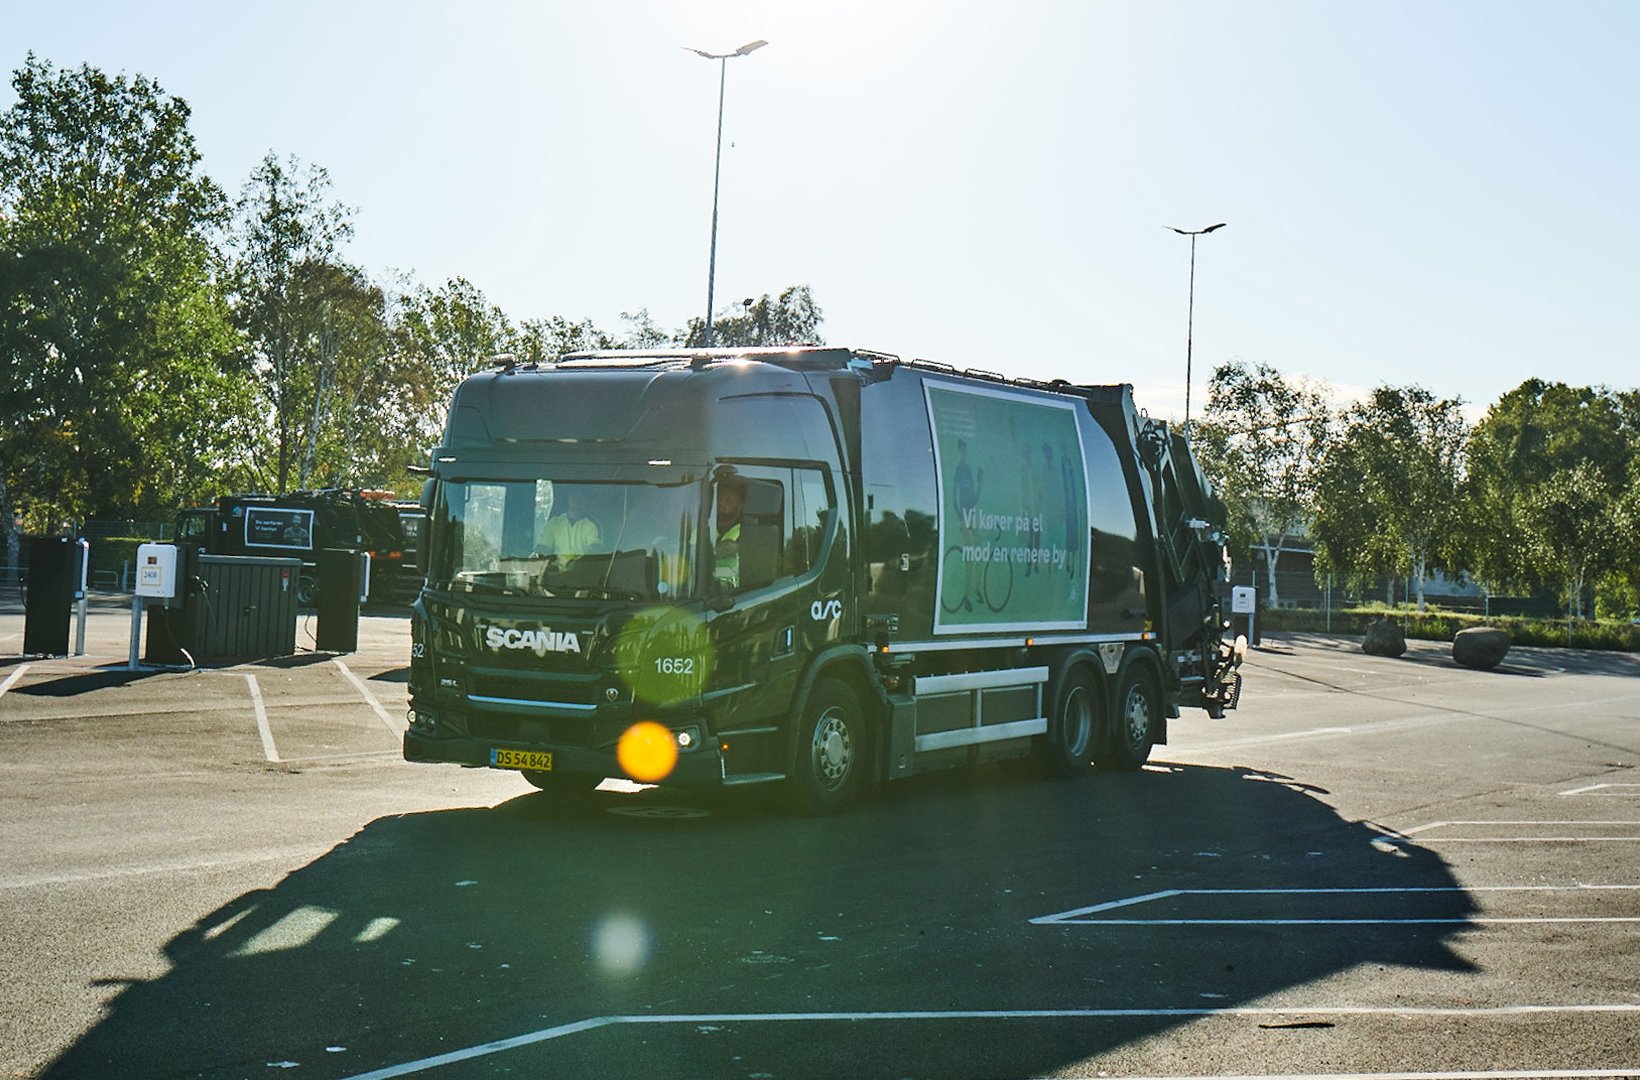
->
{"left": 1031, "top": 885, "right": 1640, "bottom": 926}
{"left": 246, "top": 673, "right": 279, "bottom": 763}
{"left": 1375, "top": 821, "right": 1640, "bottom": 848}
{"left": 341, "top": 1006, "right": 1640, "bottom": 1080}
{"left": 332, "top": 658, "right": 404, "bottom": 739}
{"left": 1562, "top": 783, "right": 1640, "bottom": 796}
{"left": 0, "top": 663, "right": 29, "bottom": 699}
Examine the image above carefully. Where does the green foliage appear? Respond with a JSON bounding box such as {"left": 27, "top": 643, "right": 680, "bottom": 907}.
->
{"left": 680, "top": 285, "right": 825, "bottom": 348}
{"left": 1260, "top": 604, "right": 1640, "bottom": 652}
{"left": 509, "top": 315, "right": 616, "bottom": 363}
{"left": 1462, "top": 380, "right": 1635, "bottom": 617}
{"left": 1192, "top": 361, "right": 1331, "bottom": 606}
{"left": 1311, "top": 385, "right": 1468, "bottom": 609}
{"left": 0, "top": 55, "right": 245, "bottom": 523}
{"left": 228, "top": 152, "right": 356, "bottom": 492}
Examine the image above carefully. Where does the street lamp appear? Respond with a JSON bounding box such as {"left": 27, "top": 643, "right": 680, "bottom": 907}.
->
{"left": 1166, "top": 222, "right": 1226, "bottom": 434}
{"left": 685, "top": 39, "right": 768, "bottom": 348}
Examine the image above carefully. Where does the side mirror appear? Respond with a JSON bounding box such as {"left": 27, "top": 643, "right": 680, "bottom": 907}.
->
{"left": 415, "top": 481, "right": 435, "bottom": 577}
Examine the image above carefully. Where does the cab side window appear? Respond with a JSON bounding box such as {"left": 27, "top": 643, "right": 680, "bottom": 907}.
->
{"left": 787, "top": 467, "right": 832, "bottom": 574}
{"left": 715, "top": 463, "right": 833, "bottom": 592}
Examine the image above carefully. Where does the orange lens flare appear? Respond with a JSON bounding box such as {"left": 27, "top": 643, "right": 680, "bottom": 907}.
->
{"left": 617, "top": 721, "right": 680, "bottom": 783}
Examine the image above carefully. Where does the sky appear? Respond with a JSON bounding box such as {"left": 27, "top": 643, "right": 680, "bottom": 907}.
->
{"left": 6, "top": 0, "right": 1638, "bottom": 422}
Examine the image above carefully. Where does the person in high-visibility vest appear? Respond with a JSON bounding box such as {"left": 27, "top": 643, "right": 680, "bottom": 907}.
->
{"left": 713, "top": 479, "right": 745, "bottom": 591}
{"left": 539, "top": 488, "right": 601, "bottom": 562}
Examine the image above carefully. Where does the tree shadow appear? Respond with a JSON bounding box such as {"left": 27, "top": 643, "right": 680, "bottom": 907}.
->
{"left": 42, "top": 764, "right": 1477, "bottom": 1079}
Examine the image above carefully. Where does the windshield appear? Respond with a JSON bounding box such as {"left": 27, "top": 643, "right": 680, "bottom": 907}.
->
{"left": 428, "top": 478, "right": 698, "bottom": 601}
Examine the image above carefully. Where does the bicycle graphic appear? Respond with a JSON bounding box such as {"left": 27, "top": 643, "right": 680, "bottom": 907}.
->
{"left": 941, "top": 528, "right": 1014, "bottom": 614}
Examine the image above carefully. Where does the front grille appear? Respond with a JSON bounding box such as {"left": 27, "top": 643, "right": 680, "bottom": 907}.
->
{"left": 469, "top": 672, "right": 603, "bottom": 707}
{"left": 468, "top": 713, "right": 596, "bottom": 746}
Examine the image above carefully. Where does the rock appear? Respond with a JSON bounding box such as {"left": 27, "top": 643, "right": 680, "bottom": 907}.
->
{"left": 1361, "top": 618, "right": 1406, "bottom": 657}
{"left": 1453, "top": 626, "right": 1512, "bottom": 670}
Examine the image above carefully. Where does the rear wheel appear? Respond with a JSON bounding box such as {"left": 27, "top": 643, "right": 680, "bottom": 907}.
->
{"left": 1098, "top": 663, "right": 1158, "bottom": 771}
{"left": 1040, "top": 665, "right": 1100, "bottom": 777}
{"left": 788, "top": 676, "right": 868, "bottom": 814}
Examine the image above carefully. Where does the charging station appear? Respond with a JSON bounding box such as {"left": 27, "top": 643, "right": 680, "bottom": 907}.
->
{"left": 131, "top": 546, "right": 303, "bottom": 667}
{"left": 23, "top": 536, "right": 78, "bottom": 656}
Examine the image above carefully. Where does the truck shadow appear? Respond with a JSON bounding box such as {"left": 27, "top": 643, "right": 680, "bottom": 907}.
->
{"left": 44, "top": 764, "right": 1476, "bottom": 1079}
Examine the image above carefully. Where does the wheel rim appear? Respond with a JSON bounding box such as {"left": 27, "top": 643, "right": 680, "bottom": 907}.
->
{"left": 1123, "top": 683, "right": 1152, "bottom": 748}
{"left": 1062, "top": 684, "right": 1093, "bottom": 756}
{"left": 811, "top": 708, "right": 853, "bottom": 791}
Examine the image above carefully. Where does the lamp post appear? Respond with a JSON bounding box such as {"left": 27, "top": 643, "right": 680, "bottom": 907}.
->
{"left": 1166, "top": 222, "right": 1226, "bottom": 434}
{"left": 686, "top": 39, "right": 767, "bottom": 348}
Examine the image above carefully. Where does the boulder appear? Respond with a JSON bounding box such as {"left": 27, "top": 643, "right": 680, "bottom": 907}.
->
{"left": 1453, "top": 626, "right": 1512, "bottom": 670}
{"left": 1361, "top": 618, "right": 1406, "bottom": 658}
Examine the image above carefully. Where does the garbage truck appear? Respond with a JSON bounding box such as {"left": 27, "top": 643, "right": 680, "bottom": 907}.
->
{"left": 404, "top": 347, "right": 1243, "bottom": 811}
{"left": 176, "top": 490, "right": 408, "bottom": 606}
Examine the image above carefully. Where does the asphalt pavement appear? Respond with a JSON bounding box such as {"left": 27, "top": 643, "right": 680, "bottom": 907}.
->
{"left": 3, "top": 603, "right": 1639, "bottom": 1079}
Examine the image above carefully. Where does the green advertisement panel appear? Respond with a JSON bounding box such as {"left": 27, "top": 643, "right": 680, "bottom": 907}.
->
{"left": 926, "top": 381, "right": 1089, "bottom": 633}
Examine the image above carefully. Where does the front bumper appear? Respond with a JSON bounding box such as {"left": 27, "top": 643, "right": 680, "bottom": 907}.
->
{"left": 403, "top": 726, "right": 728, "bottom": 788}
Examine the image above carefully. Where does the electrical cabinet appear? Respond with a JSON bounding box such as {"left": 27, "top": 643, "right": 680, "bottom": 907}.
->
{"left": 145, "top": 555, "right": 303, "bottom": 663}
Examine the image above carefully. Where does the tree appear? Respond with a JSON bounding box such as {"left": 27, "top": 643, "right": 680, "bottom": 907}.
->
{"left": 616, "top": 307, "right": 672, "bottom": 349}
{"left": 1520, "top": 463, "right": 1618, "bottom": 621}
{"left": 1462, "top": 379, "right": 1629, "bottom": 613}
{"left": 229, "top": 152, "right": 355, "bottom": 492}
{"left": 387, "top": 276, "right": 513, "bottom": 472}
{"left": 283, "top": 260, "right": 390, "bottom": 488}
{"left": 1311, "top": 386, "right": 1468, "bottom": 610}
{"left": 680, "top": 284, "right": 825, "bottom": 347}
{"left": 508, "top": 315, "right": 615, "bottom": 363}
{"left": 1192, "top": 361, "right": 1332, "bottom": 607}
{"left": 0, "top": 55, "right": 247, "bottom": 524}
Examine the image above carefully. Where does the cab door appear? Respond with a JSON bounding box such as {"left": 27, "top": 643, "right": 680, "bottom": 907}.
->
{"left": 704, "top": 464, "right": 837, "bottom": 745}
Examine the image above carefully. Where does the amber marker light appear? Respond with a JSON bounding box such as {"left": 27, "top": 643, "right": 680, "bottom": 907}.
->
{"left": 618, "top": 721, "right": 680, "bottom": 783}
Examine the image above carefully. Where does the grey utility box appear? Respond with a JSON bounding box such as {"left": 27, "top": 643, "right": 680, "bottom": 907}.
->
{"left": 147, "top": 554, "right": 302, "bottom": 663}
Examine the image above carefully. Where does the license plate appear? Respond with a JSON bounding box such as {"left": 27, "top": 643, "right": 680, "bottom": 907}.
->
{"left": 491, "top": 748, "right": 553, "bottom": 772}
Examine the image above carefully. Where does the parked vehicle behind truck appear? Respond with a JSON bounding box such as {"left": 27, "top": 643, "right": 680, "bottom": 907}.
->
{"left": 176, "top": 489, "right": 408, "bottom": 606}
{"left": 404, "top": 347, "right": 1243, "bottom": 811}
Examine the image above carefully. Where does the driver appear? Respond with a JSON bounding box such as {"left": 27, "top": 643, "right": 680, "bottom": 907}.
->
{"left": 713, "top": 478, "right": 745, "bottom": 591}
{"left": 538, "top": 489, "right": 601, "bottom": 562}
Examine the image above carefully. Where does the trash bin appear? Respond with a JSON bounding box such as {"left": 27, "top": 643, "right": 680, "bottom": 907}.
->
{"left": 315, "top": 548, "right": 364, "bottom": 653}
{"left": 23, "top": 536, "right": 75, "bottom": 656}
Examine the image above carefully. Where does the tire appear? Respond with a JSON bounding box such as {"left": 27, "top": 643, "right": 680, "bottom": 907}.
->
{"left": 1040, "top": 665, "right": 1100, "bottom": 778}
{"left": 1098, "top": 662, "right": 1158, "bottom": 772}
{"left": 788, "top": 676, "right": 869, "bottom": 814}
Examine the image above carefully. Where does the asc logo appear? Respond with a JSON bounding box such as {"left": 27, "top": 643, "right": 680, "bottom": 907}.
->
{"left": 810, "top": 599, "right": 843, "bottom": 622}
{"left": 482, "top": 624, "right": 583, "bottom": 656}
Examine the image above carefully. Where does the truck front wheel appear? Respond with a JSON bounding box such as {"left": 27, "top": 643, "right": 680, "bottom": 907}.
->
{"left": 1098, "top": 664, "right": 1158, "bottom": 772}
{"left": 789, "top": 676, "right": 868, "bottom": 814}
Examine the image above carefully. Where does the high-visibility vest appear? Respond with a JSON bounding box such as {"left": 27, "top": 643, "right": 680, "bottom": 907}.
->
{"left": 540, "top": 515, "right": 600, "bottom": 558}
{"left": 713, "top": 523, "right": 741, "bottom": 589}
